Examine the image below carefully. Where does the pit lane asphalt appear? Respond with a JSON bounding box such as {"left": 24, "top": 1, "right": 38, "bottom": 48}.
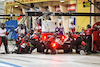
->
{"left": 0, "top": 41, "right": 100, "bottom": 67}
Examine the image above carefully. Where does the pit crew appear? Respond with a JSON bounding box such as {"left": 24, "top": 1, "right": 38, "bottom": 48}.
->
{"left": 35, "top": 23, "right": 42, "bottom": 33}
{"left": 15, "top": 24, "right": 26, "bottom": 37}
{"left": 84, "top": 24, "right": 97, "bottom": 54}
{"left": 0, "top": 23, "right": 9, "bottom": 54}
{"left": 13, "top": 35, "right": 30, "bottom": 54}
{"left": 26, "top": 29, "right": 34, "bottom": 38}
{"left": 58, "top": 23, "right": 64, "bottom": 35}
{"left": 45, "top": 33, "right": 57, "bottom": 54}
{"left": 29, "top": 32, "right": 43, "bottom": 53}
{"left": 55, "top": 22, "right": 58, "bottom": 33}
{"left": 15, "top": 24, "right": 26, "bottom": 47}
{"left": 67, "top": 32, "right": 86, "bottom": 54}
{"left": 69, "top": 21, "right": 76, "bottom": 33}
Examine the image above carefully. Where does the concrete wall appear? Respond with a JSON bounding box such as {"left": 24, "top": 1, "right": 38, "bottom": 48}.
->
{"left": 0, "top": 2, "right": 4, "bottom": 23}
{"left": 76, "top": 0, "right": 90, "bottom": 32}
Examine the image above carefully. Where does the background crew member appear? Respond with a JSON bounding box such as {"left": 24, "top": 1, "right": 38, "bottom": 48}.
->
{"left": 58, "top": 23, "right": 64, "bottom": 35}
{"left": 69, "top": 21, "right": 76, "bottom": 33}
{"left": 85, "top": 24, "right": 97, "bottom": 54}
{"left": 55, "top": 22, "right": 58, "bottom": 33}
{"left": 35, "top": 23, "right": 42, "bottom": 33}
{"left": 0, "top": 23, "right": 9, "bottom": 54}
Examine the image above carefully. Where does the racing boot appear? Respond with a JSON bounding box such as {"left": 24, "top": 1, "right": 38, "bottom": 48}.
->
{"left": 28, "top": 47, "right": 36, "bottom": 54}
{"left": 45, "top": 49, "right": 50, "bottom": 54}
{"left": 86, "top": 51, "right": 91, "bottom": 55}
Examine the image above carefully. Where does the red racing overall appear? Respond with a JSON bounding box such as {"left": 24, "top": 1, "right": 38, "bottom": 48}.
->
{"left": 30, "top": 34, "right": 43, "bottom": 53}
{"left": 71, "top": 34, "right": 86, "bottom": 53}
{"left": 45, "top": 36, "right": 56, "bottom": 54}
{"left": 18, "top": 38, "right": 29, "bottom": 53}
{"left": 85, "top": 28, "right": 93, "bottom": 52}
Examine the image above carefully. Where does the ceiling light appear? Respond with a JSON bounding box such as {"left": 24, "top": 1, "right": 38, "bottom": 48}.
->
{"left": 60, "top": 0, "right": 65, "bottom": 2}
{"left": 15, "top": 5, "right": 18, "bottom": 7}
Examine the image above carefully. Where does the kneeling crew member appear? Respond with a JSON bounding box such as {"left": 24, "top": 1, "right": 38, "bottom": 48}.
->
{"left": 45, "top": 33, "right": 57, "bottom": 54}
{"left": 17, "top": 36, "right": 30, "bottom": 54}
{"left": 69, "top": 33, "right": 86, "bottom": 53}
{"left": 29, "top": 32, "right": 43, "bottom": 53}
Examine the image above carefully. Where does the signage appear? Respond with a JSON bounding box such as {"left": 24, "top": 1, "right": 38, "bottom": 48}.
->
{"left": 5, "top": 0, "right": 52, "bottom": 6}
{"left": 67, "top": 4, "right": 76, "bottom": 11}
{"left": 78, "top": 0, "right": 88, "bottom": 4}
{"left": 83, "top": 1, "right": 91, "bottom": 7}
{"left": 56, "top": 6, "right": 60, "bottom": 12}
{"left": 56, "top": 4, "right": 76, "bottom": 12}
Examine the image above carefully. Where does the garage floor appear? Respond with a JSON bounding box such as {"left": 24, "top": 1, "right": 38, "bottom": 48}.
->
{"left": 0, "top": 41, "right": 100, "bottom": 67}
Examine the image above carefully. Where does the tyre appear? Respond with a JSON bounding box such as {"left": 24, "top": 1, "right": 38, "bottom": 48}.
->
{"left": 64, "top": 49, "right": 68, "bottom": 53}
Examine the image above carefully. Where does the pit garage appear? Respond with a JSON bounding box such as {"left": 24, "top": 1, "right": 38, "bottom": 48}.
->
{"left": 0, "top": 0, "right": 100, "bottom": 67}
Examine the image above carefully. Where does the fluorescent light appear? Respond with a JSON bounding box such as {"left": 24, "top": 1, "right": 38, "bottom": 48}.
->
{"left": 0, "top": 0, "right": 5, "bottom": 2}
{"left": 60, "top": 0, "right": 65, "bottom": 2}
{"left": 15, "top": 5, "right": 18, "bottom": 7}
